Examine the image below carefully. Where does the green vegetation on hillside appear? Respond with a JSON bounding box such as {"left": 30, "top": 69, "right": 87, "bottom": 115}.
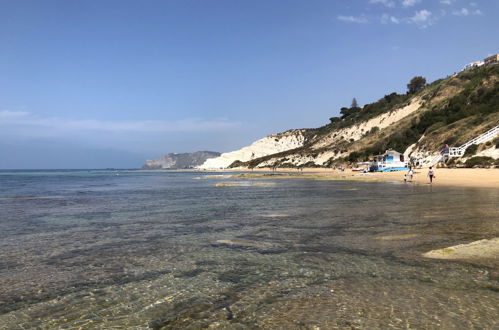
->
{"left": 348, "top": 65, "right": 499, "bottom": 162}
{"left": 417, "top": 66, "right": 499, "bottom": 133}
{"left": 328, "top": 92, "right": 411, "bottom": 130}
{"left": 465, "top": 156, "right": 498, "bottom": 168}
{"left": 233, "top": 64, "right": 499, "bottom": 168}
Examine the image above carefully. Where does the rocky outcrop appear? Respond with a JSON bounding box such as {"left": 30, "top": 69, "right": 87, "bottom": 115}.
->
{"left": 198, "top": 130, "right": 307, "bottom": 169}
{"left": 423, "top": 238, "right": 499, "bottom": 261}
{"left": 142, "top": 151, "right": 220, "bottom": 169}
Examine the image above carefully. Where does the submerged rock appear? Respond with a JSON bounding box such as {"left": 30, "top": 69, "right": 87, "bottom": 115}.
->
{"left": 214, "top": 182, "right": 241, "bottom": 187}
{"left": 213, "top": 239, "right": 278, "bottom": 250}
{"left": 377, "top": 234, "right": 420, "bottom": 241}
{"left": 214, "top": 182, "right": 275, "bottom": 187}
{"left": 423, "top": 238, "right": 499, "bottom": 260}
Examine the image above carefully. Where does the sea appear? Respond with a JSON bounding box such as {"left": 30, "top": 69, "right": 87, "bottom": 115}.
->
{"left": 0, "top": 169, "right": 498, "bottom": 329}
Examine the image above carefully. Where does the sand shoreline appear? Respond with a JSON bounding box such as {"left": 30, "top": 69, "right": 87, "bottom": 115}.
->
{"left": 203, "top": 167, "right": 499, "bottom": 189}
{"left": 366, "top": 167, "right": 499, "bottom": 189}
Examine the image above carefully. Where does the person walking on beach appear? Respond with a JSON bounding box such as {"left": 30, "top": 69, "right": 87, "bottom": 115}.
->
{"left": 427, "top": 167, "right": 435, "bottom": 184}
{"left": 404, "top": 168, "right": 414, "bottom": 183}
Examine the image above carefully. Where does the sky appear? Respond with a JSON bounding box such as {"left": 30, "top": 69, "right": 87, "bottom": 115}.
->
{"left": 1, "top": 0, "right": 498, "bottom": 169}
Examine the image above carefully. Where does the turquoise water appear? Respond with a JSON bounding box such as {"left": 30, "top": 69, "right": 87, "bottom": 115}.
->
{"left": 0, "top": 170, "right": 498, "bottom": 329}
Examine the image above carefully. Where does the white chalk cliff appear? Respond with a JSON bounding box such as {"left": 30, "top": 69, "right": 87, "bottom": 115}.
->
{"left": 198, "top": 130, "right": 306, "bottom": 169}
{"left": 142, "top": 151, "right": 220, "bottom": 169}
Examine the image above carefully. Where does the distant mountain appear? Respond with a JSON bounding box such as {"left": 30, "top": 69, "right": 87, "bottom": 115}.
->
{"left": 142, "top": 151, "right": 221, "bottom": 169}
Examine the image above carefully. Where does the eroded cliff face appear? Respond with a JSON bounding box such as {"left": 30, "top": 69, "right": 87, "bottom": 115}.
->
{"left": 142, "top": 151, "right": 220, "bottom": 169}
{"left": 311, "top": 98, "right": 423, "bottom": 150}
{"left": 249, "top": 98, "right": 424, "bottom": 168}
{"left": 197, "top": 130, "right": 307, "bottom": 169}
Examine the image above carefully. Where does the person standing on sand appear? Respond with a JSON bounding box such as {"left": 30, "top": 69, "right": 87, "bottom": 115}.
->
{"left": 428, "top": 167, "right": 436, "bottom": 184}
{"left": 404, "top": 168, "right": 414, "bottom": 183}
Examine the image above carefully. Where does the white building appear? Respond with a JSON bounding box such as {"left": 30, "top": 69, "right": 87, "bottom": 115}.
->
{"left": 369, "top": 149, "right": 408, "bottom": 172}
{"left": 463, "top": 61, "right": 484, "bottom": 71}
{"left": 484, "top": 54, "right": 499, "bottom": 65}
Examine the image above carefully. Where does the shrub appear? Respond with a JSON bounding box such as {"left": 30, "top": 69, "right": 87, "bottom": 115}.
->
{"left": 302, "top": 161, "right": 320, "bottom": 168}
{"left": 229, "top": 160, "right": 245, "bottom": 168}
{"left": 444, "top": 135, "right": 458, "bottom": 146}
{"left": 329, "top": 117, "right": 341, "bottom": 124}
{"left": 426, "top": 122, "right": 445, "bottom": 134}
{"left": 384, "top": 127, "right": 420, "bottom": 153}
{"left": 362, "top": 126, "right": 380, "bottom": 138}
{"left": 348, "top": 151, "right": 361, "bottom": 162}
{"left": 464, "top": 156, "right": 494, "bottom": 168}
{"left": 464, "top": 144, "right": 478, "bottom": 157}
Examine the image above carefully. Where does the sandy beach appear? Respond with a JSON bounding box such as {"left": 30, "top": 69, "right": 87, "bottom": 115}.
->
{"left": 220, "top": 167, "right": 499, "bottom": 189}
{"left": 370, "top": 168, "right": 499, "bottom": 188}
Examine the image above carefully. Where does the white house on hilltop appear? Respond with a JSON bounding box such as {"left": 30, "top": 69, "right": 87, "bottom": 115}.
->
{"left": 463, "top": 61, "right": 484, "bottom": 71}
{"left": 461, "top": 53, "right": 498, "bottom": 71}
{"left": 484, "top": 54, "right": 499, "bottom": 65}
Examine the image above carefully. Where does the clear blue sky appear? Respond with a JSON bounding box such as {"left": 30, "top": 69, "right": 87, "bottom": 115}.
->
{"left": 1, "top": 0, "right": 497, "bottom": 168}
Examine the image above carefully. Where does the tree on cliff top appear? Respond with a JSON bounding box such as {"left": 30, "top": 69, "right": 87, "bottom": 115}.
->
{"left": 407, "top": 76, "right": 427, "bottom": 94}
{"left": 351, "top": 98, "right": 358, "bottom": 108}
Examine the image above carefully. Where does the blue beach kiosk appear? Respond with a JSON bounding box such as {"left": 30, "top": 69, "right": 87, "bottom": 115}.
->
{"left": 369, "top": 149, "right": 408, "bottom": 172}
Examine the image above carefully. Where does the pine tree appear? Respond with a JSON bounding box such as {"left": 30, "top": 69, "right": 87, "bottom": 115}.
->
{"left": 351, "top": 98, "right": 358, "bottom": 108}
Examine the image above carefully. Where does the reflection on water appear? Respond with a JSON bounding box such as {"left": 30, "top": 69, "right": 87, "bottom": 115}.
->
{"left": 0, "top": 170, "right": 498, "bottom": 329}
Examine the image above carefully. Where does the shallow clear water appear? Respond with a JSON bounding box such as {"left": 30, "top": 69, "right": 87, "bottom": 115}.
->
{"left": 0, "top": 170, "right": 498, "bottom": 329}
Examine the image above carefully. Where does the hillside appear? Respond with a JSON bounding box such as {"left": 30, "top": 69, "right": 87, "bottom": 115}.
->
{"left": 142, "top": 151, "right": 220, "bottom": 169}
{"left": 229, "top": 64, "right": 499, "bottom": 169}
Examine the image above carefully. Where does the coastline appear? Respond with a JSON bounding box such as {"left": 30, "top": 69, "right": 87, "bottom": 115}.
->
{"left": 209, "top": 167, "right": 499, "bottom": 189}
